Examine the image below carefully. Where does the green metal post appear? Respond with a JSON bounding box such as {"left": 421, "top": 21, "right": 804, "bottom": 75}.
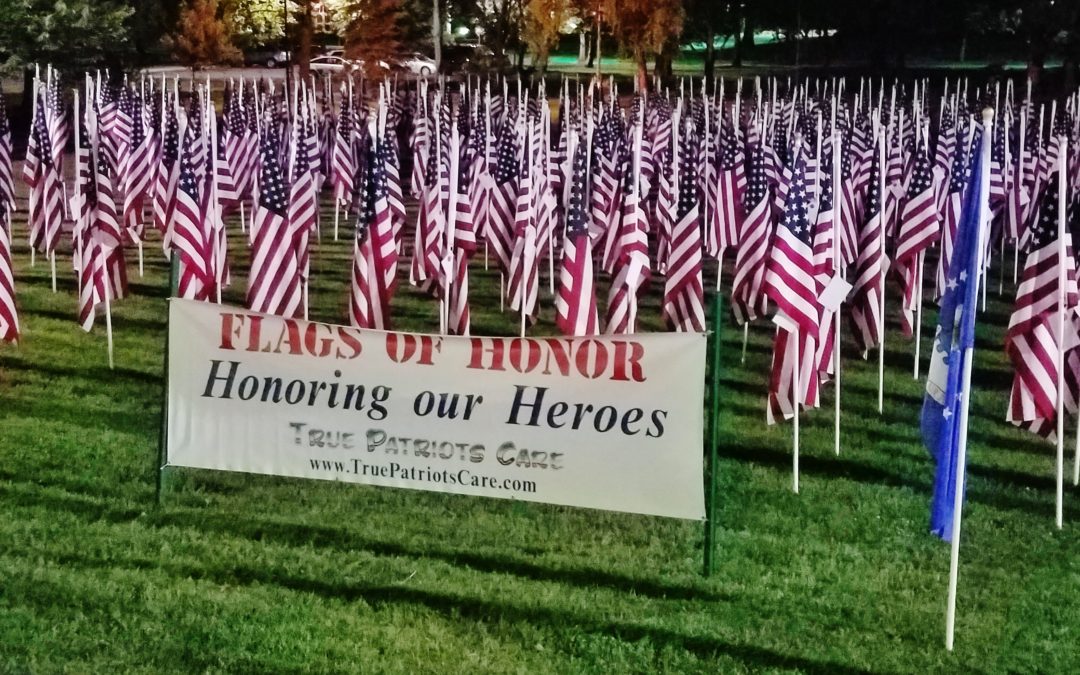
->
{"left": 703, "top": 290, "right": 723, "bottom": 577}
{"left": 156, "top": 257, "right": 180, "bottom": 506}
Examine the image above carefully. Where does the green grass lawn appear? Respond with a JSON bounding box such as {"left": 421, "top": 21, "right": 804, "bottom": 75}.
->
{"left": 1, "top": 179, "right": 1079, "bottom": 673}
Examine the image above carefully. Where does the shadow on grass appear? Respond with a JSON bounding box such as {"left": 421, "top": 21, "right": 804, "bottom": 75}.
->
{"left": 0, "top": 355, "right": 161, "bottom": 386}
{"left": 720, "top": 440, "right": 1075, "bottom": 520}
{"left": 24, "top": 541, "right": 874, "bottom": 675}
{"left": 149, "top": 508, "right": 733, "bottom": 604}
{"left": 0, "top": 472, "right": 729, "bottom": 604}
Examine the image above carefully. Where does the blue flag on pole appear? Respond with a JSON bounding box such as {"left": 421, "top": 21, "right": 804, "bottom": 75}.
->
{"left": 921, "top": 136, "right": 986, "bottom": 541}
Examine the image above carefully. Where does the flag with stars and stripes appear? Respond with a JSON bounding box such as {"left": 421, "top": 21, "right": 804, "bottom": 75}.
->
{"left": 662, "top": 121, "right": 705, "bottom": 333}
{"left": 0, "top": 90, "right": 16, "bottom": 343}
{"left": 350, "top": 139, "right": 399, "bottom": 330}
{"left": 706, "top": 117, "right": 745, "bottom": 259}
{"left": 895, "top": 145, "right": 941, "bottom": 336}
{"left": 849, "top": 138, "right": 886, "bottom": 353}
{"left": 1005, "top": 178, "right": 1080, "bottom": 440}
{"left": 605, "top": 140, "right": 652, "bottom": 335}
{"left": 172, "top": 127, "right": 214, "bottom": 301}
{"left": 935, "top": 135, "right": 970, "bottom": 301}
{"left": 485, "top": 119, "right": 519, "bottom": 275}
{"left": 154, "top": 91, "right": 181, "bottom": 253}
{"left": 247, "top": 128, "right": 301, "bottom": 317}
{"left": 556, "top": 138, "right": 598, "bottom": 336}
{"left": 731, "top": 130, "right": 773, "bottom": 325}
{"left": 25, "top": 95, "right": 64, "bottom": 257}
{"left": 764, "top": 151, "right": 821, "bottom": 423}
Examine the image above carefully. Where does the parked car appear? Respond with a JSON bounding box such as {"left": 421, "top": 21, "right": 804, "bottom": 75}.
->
{"left": 243, "top": 48, "right": 289, "bottom": 68}
{"left": 441, "top": 43, "right": 496, "bottom": 73}
{"left": 308, "top": 55, "right": 360, "bottom": 73}
{"left": 396, "top": 53, "right": 436, "bottom": 77}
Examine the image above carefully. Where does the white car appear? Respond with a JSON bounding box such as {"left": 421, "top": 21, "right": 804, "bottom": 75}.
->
{"left": 308, "top": 55, "right": 360, "bottom": 72}
{"left": 398, "top": 53, "right": 436, "bottom": 77}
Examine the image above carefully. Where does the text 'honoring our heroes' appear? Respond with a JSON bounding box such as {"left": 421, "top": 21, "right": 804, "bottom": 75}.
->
{"left": 167, "top": 299, "right": 707, "bottom": 520}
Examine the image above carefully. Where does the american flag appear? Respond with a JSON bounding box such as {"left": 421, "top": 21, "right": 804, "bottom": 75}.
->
{"left": 765, "top": 150, "right": 820, "bottom": 333}
{"left": 350, "top": 139, "right": 399, "bottom": 330}
{"left": 410, "top": 126, "right": 446, "bottom": 290}
{"left": 894, "top": 145, "right": 941, "bottom": 336}
{"left": 448, "top": 120, "right": 478, "bottom": 336}
{"left": 706, "top": 118, "right": 745, "bottom": 258}
{"left": 485, "top": 119, "right": 519, "bottom": 274}
{"left": 764, "top": 150, "right": 821, "bottom": 423}
{"left": 247, "top": 128, "right": 301, "bottom": 317}
{"left": 25, "top": 95, "right": 64, "bottom": 257}
{"left": 589, "top": 114, "right": 621, "bottom": 244}
{"left": 988, "top": 117, "right": 1008, "bottom": 207}
{"left": 382, "top": 123, "right": 406, "bottom": 244}
{"left": 935, "top": 137, "right": 970, "bottom": 300}
{"left": 290, "top": 110, "right": 319, "bottom": 308}
{"left": 1006, "top": 180, "right": 1079, "bottom": 439}
{"left": 605, "top": 149, "right": 651, "bottom": 334}
{"left": 508, "top": 132, "right": 539, "bottom": 322}
{"left": 154, "top": 91, "right": 180, "bottom": 252}
{"left": 74, "top": 141, "right": 107, "bottom": 332}
{"left": 92, "top": 154, "right": 128, "bottom": 302}
{"left": 331, "top": 95, "right": 355, "bottom": 207}
{"left": 120, "top": 90, "right": 154, "bottom": 241}
{"left": 409, "top": 102, "right": 430, "bottom": 198}
{"left": 556, "top": 138, "right": 598, "bottom": 335}
{"left": 812, "top": 163, "right": 838, "bottom": 378}
{"left": 849, "top": 137, "right": 885, "bottom": 353}
{"left": 662, "top": 120, "right": 705, "bottom": 332}
{"left": 0, "top": 92, "right": 16, "bottom": 343}
{"left": 172, "top": 127, "right": 213, "bottom": 301}
{"left": 731, "top": 132, "right": 773, "bottom": 325}
{"left": 0, "top": 92, "right": 14, "bottom": 217}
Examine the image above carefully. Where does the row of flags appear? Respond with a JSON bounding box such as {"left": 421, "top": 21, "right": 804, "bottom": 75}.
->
{"left": 1, "top": 72, "right": 1079, "bottom": 445}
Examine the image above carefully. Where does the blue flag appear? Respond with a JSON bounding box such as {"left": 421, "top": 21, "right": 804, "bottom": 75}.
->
{"left": 921, "top": 136, "right": 987, "bottom": 541}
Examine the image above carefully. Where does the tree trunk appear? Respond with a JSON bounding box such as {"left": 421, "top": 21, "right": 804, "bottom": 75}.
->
{"left": 734, "top": 16, "right": 752, "bottom": 67}
{"left": 432, "top": 0, "right": 442, "bottom": 73}
{"left": 297, "top": 0, "right": 314, "bottom": 83}
{"left": 578, "top": 31, "right": 588, "bottom": 66}
{"left": 704, "top": 25, "right": 715, "bottom": 81}
{"left": 1028, "top": 40, "right": 1047, "bottom": 91}
{"left": 636, "top": 50, "right": 648, "bottom": 93}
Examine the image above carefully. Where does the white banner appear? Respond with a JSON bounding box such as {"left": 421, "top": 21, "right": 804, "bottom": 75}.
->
{"left": 167, "top": 300, "right": 707, "bottom": 520}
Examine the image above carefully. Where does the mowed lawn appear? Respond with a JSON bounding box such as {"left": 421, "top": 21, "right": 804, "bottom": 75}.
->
{"left": 1, "top": 163, "right": 1079, "bottom": 674}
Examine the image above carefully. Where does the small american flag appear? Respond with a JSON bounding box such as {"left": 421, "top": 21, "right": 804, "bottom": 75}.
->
{"left": 661, "top": 119, "right": 705, "bottom": 332}
{"left": 765, "top": 150, "right": 821, "bottom": 424}
{"left": 247, "top": 128, "right": 301, "bottom": 317}
{"left": 1006, "top": 179, "right": 1079, "bottom": 439}
{"left": 894, "top": 145, "right": 941, "bottom": 336}
{"left": 849, "top": 137, "right": 885, "bottom": 353}
{"left": 172, "top": 128, "right": 211, "bottom": 301}
{"left": 0, "top": 89, "right": 17, "bottom": 343}
{"left": 350, "top": 140, "right": 399, "bottom": 330}
{"left": 556, "top": 138, "right": 598, "bottom": 336}
{"left": 935, "top": 135, "right": 970, "bottom": 300}
{"left": 731, "top": 130, "right": 773, "bottom": 325}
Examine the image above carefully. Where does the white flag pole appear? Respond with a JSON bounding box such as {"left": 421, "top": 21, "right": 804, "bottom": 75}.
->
{"left": 914, "top": 124, "right": 928, "bottom": 380}
{"left": 793, "top": 324, "right": 801, "bottom": 494}
{"left": 832, "top": 101, "right": 843, "bottom": 456}
{"left": 944, "top": 105, "right": 994, "bottom": 653}
{"left": 877, "top": 117, "right": 886, "bottom": 414}
{"left": 1055, "top": 131, "right": 1068, "bottom": 530}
